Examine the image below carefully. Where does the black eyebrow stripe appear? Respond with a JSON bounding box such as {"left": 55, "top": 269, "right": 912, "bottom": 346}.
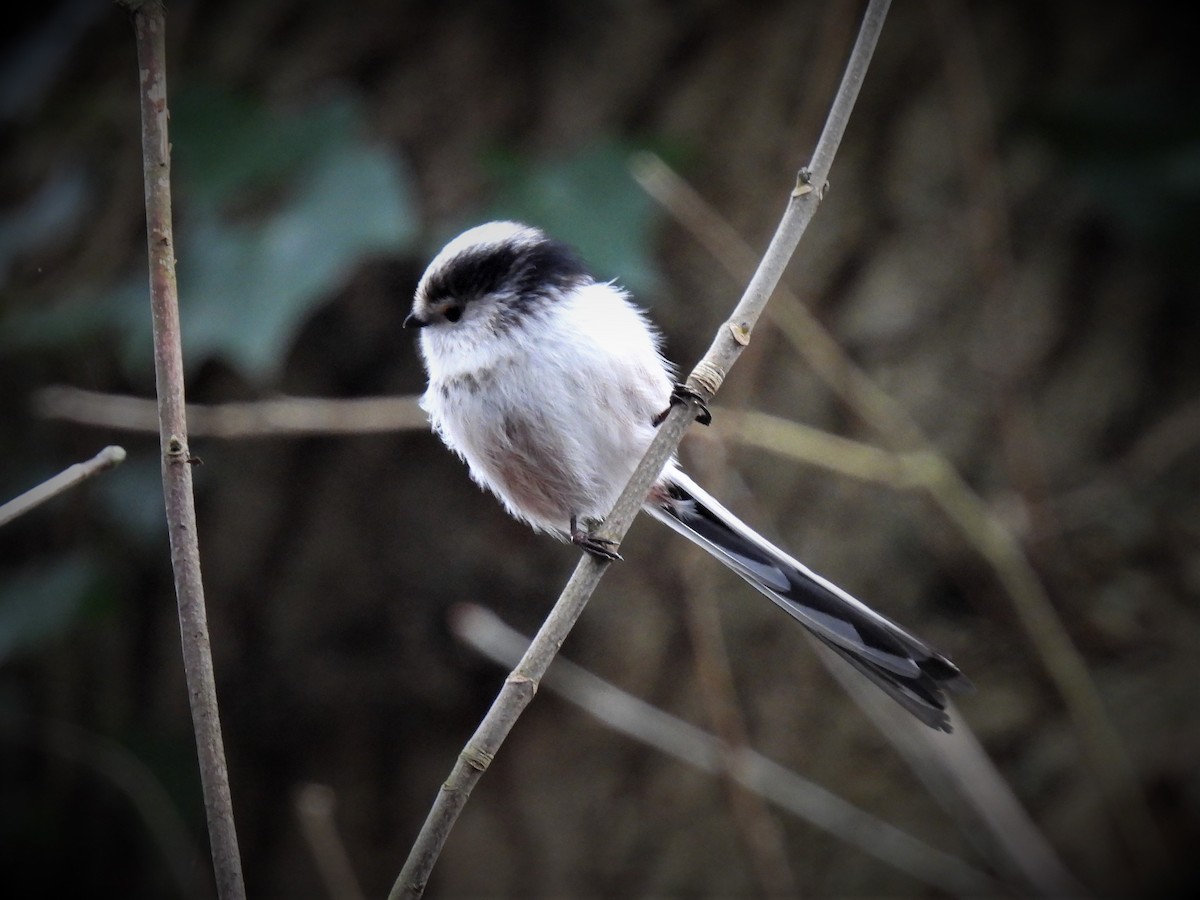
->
{"left": 422, "top": 235, "right": 592, "bottom": 310}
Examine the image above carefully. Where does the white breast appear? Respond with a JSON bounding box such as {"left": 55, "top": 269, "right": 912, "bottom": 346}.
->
{"left": 419, "top": 281, "right": 676, "bottom": 535}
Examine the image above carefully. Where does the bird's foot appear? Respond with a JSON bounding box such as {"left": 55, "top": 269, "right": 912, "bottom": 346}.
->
{"left": 570, "top": 516, "right": 622, "bottom": 561}
{"left": 652, "top": 383, "right": 712, "bottom": 427}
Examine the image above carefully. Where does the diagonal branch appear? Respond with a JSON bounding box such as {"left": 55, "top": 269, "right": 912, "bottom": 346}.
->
{"left": 389, "top": 2, "right": 893, "bottom": 897}
{"left": 634, "top": 147, "right": 1167, "bottom": 872}
{"left": 119, "top": 2, "right": 246, "bottom": 897}
{"left": 0, "top": 445, "right": 126, "bottom": 528}
{"left": 452, "top": 603, "right": 1005, "bottom": 897}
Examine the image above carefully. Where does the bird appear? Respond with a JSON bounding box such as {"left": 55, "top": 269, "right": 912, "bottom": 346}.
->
{"left": 405, "top": 220, "right": 972, "bottom": 731}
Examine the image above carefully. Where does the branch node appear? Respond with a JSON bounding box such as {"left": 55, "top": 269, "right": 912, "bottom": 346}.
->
{"left": 688, "top": 360, "right": 725, "bottom": 399}
{"left": 460, "top": 745, "right": 495, "bottom": 774}
{"left": 792, "top": 167, "right": 815, "bottom": 197}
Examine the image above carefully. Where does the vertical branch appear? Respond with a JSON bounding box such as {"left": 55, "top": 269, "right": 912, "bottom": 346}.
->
{"left": 390, "top": 2, "right": 893, "bottom": 897}
{"left": 121, "top": 3, "right": 246, "bottom": 898}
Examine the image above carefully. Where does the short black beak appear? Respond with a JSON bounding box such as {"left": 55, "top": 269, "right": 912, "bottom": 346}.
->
{"left": 403, "top": 312, "right": 427, "bottom": 329}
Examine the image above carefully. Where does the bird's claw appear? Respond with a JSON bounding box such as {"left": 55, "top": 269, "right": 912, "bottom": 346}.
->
{"left": 653, "top": 383, "right": 712, "bottom": 427}
{"left": 570, "top": 517, "right": 622, "bottom": 561}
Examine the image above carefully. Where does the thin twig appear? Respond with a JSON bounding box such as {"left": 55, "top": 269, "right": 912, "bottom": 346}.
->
{"left": 294, "top": 784, "right": 367, "bottom": 900}
{"left": 631, "top": 151, "right": 925, "bottom": 448}
{"left": 389, "top": 3, "right": 892, "bottom": 896}
{"left": 34, "top": 386, "right": 427, "bottom": 438}
{"left": 451, "top": 603, "right": 1004, "bottom": 897}
{"left": 119, "top": 2, "right": 246, "bottom": 897}
{"left": 0, "top": 446, "right": 126, "bottom": 528}
{"left": 634, "top": 149, "right": 1167, "bottom": 872}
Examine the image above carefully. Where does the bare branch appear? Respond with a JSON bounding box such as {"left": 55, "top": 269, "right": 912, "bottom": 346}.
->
{"left": 35, "top": 386, "right": 427, "bottom": 438}
{"left": 451, "top": 603, "right": 1004, "bottom": 897}
{"left": 811, "top": 640, "right": 1087, "bottom": 898}
{"left": 0, "top": 446, "right": 126, "bottom": 528}
{"left": 639, "top": 145, "right": 1167, "bottom": 870}
{"left": 119, "top": 2, "right": 246, "bottom": 896}
{"left": 390, "top": 3, "right": 893, "bottom": 897}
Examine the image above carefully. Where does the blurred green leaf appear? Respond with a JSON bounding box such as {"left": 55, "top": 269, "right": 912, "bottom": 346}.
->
{"left": 1, "top": 279, "right": 141, "bottom": 349}
{"left": 175, "top": 138, "right": 417, "bottom": 378}
{"left": 2, "top": 87, "right": 419, "bottom": 382}
{"left": 0, "top": 167, "right": 89, "bottom": 285}
{"left": 170, "top": 84, "right": 360, "bottom": 211}
{"left": 0, "top": 554, "right": 100, "bottom": 663}
{"left": 482, "top": 140, "right": 664, "bottom": 297}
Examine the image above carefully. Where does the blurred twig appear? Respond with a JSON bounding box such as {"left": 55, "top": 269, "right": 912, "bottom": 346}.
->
{"left": 682, "top": 608, "right": 802, "bottom": 899}
{"left": 633, "top": 148, "right": 1167, "bottom": 875}
{"left": 390, "top": 4, "right": 894, "bottom": 897}
{"left": 451, "top": 603, "right": 1005, "bottom": 897}
{"left": 1042, "top": 394, "right": 1200, "bottom": 531}
{"left": 294, "top": 784, "right": 367, "bottom": 900}
{"left": 926, "top": 0, "right": 1013, "bottom": 289}
{"left": 0, "top": 445, "right": 125, "bottom": 528}
{"left": 811, "top": 641, "right": 1088, "bottom": 897}
{"left": 35, "top": 386, "right": 427, "bottom": 437}
{"left": 119, "top": 2, "right": 245, "bottom": 897}
{"left": 0, "top": 713, "right": 210, "bottom": 900}
{"left": 1122, "top": 394, "right": 1200, "bottom": 479}
{"left": 681, "top": 418, "right": 1087, "bottom": 896}
{"left": 674, "top": 438, "right": 800, "bottom": 899}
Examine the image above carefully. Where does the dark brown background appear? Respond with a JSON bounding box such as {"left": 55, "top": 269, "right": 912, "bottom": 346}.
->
{"left": 2, "top": 1, "right": 1197, "bottom": 897}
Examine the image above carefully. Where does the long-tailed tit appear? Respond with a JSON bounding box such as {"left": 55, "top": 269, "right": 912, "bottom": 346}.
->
{"left": 406, "top": 221, "right": 971, "bottom": 731}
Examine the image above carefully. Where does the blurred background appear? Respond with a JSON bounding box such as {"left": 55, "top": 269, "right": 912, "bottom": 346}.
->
{"left": 2, "top": 0, "right": 1198, "bottom": 897}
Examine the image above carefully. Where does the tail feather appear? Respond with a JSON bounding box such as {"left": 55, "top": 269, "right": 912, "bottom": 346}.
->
{"left": 646, "top": 471, "right": 972, "bottom": 732}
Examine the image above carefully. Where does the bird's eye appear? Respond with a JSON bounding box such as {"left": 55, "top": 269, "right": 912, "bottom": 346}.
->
{"left": 443, "top": 305, "right": 463, "bottom": 323}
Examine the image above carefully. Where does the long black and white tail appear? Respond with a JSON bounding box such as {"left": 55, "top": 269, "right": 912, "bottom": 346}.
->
{"left": 645, "top": 471, "right": 973, "bottom": 732}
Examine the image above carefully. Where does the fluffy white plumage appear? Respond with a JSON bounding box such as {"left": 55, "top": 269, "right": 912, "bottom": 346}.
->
{"left": 412, "top": 222, "right": 677, "bottom": 534}
{"left": 407, "top": 221, "right": 972, "bottom": 730}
